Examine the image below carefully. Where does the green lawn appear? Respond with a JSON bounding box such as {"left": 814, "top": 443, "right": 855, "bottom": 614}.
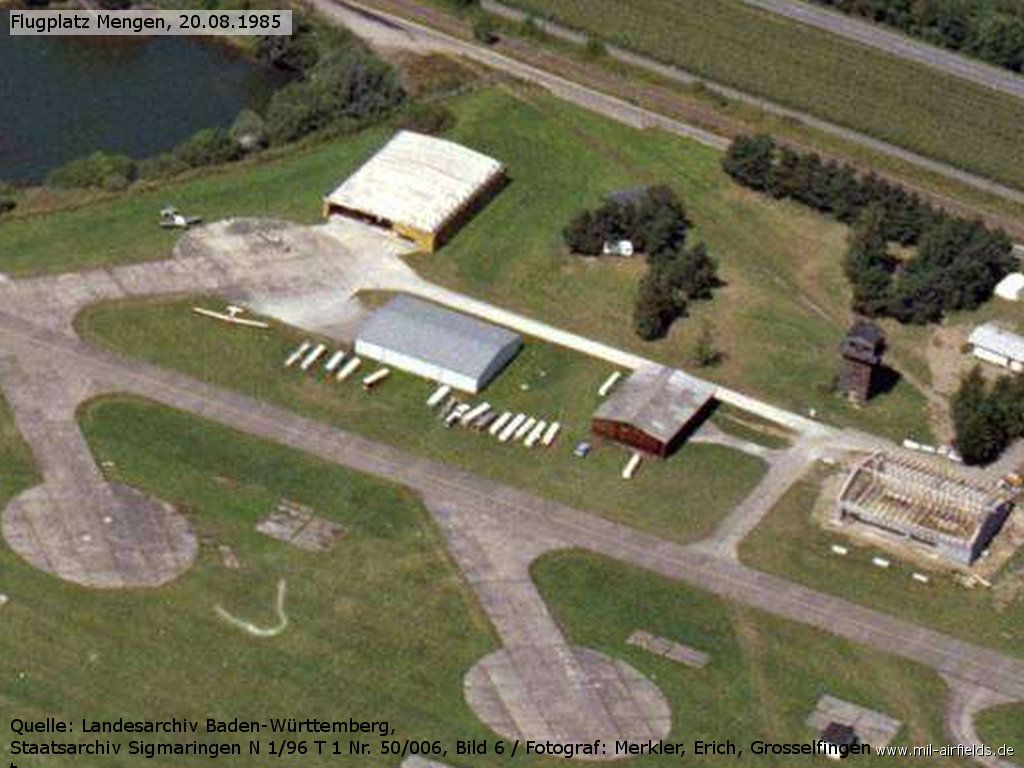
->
{"left": 534, "top": 550, "right": 972, "bottom": 767}
{"left": 0, "top": 396, "right": 506, "bottom": 767}
{"left": 976, "top": 704, "right": 1024, "bottom": 758}
{"left": 410, "top": 87, "right": 934, "bottom": 442}
{"left": 5, "top": 84, "right": 935, "bottom": 439}
{"left": 0, "top": 128, "right": 389, "bottom": 277}
{"left": 76, "top": 295, "right": 765, "bottom": 544}
{"left": 738, "top": 468, "right": 1024, "bottom": 659}
{"left": 0, "top": 391, "right": 40, "bottom": 508}
{"left": 500, "top": 0, "right": 1024, "bottom": 193}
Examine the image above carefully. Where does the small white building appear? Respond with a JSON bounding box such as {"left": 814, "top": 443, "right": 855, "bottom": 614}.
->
{"left": 995, "top": 272, "right": 1024, "bottom": 301}
{"left": 602, "top": 240, "right": 635, "bottom": 257}
{"left": 968, "top": 322, "right": 1024, "bottom": 372}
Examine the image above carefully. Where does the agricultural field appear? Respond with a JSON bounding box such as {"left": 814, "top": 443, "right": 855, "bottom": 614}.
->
{"left": 534, "top": 550, "right": 971, "bottom": 767}
{"left": 976, "top": 704, "right": 1024, "bottom": 757}
{"left": 76, "top": 295, "right": 766, "bottom": 544}
{"left": 738, "top": 469, "right": 1024, "bottom": 659}
{"left": 500, "top": 0, "right": 1024, "bottom": 192}
{"left": 0, "top": 396, "right": 506, "bottom": 768}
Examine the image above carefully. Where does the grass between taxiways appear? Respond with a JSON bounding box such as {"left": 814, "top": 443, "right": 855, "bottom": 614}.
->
{"left": 0, "top": 396, "right": 502, "bottom": 768}
{"left": 1, "top": 85, "right": 934, "bottom": 441}
{"left": 976, "top": 704, "right": 1024, "bottom": 758}
{"left": 497, "top": 0, "right": 1024, "bottom": 194}
{"left": 738, "top": 468, "right": 1024, "bottom": 659}
{"left": 75, "top": 295, "right": 765, "bottom": 545}
{"left": 533, "top": 550, "right": 971, "bottom": 767}
{"left": 0, "top": 397, "right": 971, "bottom": 767}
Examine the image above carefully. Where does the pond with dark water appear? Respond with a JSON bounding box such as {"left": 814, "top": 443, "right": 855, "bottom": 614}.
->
{"left": 0, "top": 10, "right": 291, "bottom": 184}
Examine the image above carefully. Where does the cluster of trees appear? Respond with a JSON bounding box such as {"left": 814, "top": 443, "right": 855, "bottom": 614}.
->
{"left": 47, "top": 151, "right": 138, "bottom": 191}
{"left": 951, "top": 366, "right": 1024, "bottom": 465}
{"left": 48, "top": 124, "right": 246, "bottom": 189}
{"left": 564, "top": 186, "right": 690, "bottom": 256}
{"left": 43, "top": 14, "right": 405, "bottom": 190}
{"left": 809, "top": 0, "right": 1024, "bottom": 73}
{"left": 723, "top": 134, "right": 1014, "bottom": 324}
{"left": 0, "top": 182, "right": 18, "bottom": 216}
{"left": 563, "top": 186, "right": 721, "bottom": 340}
{"left": 258, "top": 20, "right": 405, "bottom": 145}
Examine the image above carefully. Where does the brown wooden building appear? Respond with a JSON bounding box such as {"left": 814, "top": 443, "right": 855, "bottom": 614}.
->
{"left": 839, "top": 320, "right": 885, "bottom": 404}
{"left": 591, "top": 365, "right": 716, "bottom": 457}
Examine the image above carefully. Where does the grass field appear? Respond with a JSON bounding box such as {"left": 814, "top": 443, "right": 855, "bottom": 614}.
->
{"left": 738, "top": 468, "right": 1024, "bottom": 659}
{"left": 0, "top": 128, "right": 390, "bottom": 276}
{"left": 76, "top": 295, "right": 765, "bottom": 544}
{"left": 976, "top": 704, "right": 1024, "bottom": 757}
{"left": 0, "top": 397, "right": 971, "bottom": 766}
{"left": 410, "top": 87, "right": 934, "bottom": 441}
{"left": 0, "top": 396, "right": 508, "bottom": 768}
{"left": 500, "top": 0, "right": 1024, "bottom": 193}
{"left": 4, "top": 84, "right": 935, "bottom": 439}
{"left": 534, "top": 550, "right": 971, "bottom": 767}
{"left": 0, "top": 391, "right": 40, "bottom": 509}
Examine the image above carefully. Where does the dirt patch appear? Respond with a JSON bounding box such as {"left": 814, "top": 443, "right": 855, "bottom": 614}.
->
{"left": 922, "top": 323, "right": 981, "bottom": 442}
{"left": 397, "top": 52, "right": 485, "bottom": 96}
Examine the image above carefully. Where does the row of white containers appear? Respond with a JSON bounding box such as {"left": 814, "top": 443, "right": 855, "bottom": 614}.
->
{"left": 427, "top": 384, "right": 561, "bottom": 449}
{"left": 283, "top": 340, "right": 389, "bottom": 389}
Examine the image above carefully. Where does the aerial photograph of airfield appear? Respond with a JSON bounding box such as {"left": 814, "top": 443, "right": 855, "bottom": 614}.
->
{"left": 2, "top": 0, "right": 1024, "bottom": 764}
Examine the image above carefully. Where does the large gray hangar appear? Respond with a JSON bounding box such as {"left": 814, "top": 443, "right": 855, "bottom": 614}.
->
{"left": 354, "top": 295, "right": 522, "bottom": 393}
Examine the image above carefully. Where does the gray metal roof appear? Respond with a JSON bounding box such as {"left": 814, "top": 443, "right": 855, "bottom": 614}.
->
{"left": 356, "top": 295, "right": 521, "bottom": 382}
{"left": 593, "top": 364, "right": 716, "bottom": 443}
{"left": 969, "top": 322, "right": 1024, "bottom": 362}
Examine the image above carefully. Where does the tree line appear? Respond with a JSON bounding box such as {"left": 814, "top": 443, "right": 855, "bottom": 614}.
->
{"left": 952, "top": 365, "right": 1024, "bottom": 465}
{"left": 43, "top": 13, "right": 406, "bottom": 191}
{"left": 808, "top": 0, "right": 1024, "bottom": 74}
{"left": 563, "top": 186, "right": 721, "bottom": 340}
{"left": 723, "top": 134, "right": 1014, "bottom": 324}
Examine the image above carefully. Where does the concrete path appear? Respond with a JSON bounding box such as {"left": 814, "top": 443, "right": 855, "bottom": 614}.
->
{"left": 944, "top": 678, "right": 1021, "bottom": 768}
{"left": 428, "top": 491, "right": 671, "bottom": 748}
{"left": 0, "top": 218, "right": 417, "bottom": 337}
{"left": 0, "top": 355, "right": 195, "bottom": 587}
{"left": 689, "top": 421, "right": 778, "bottom": 460}
{"left": 694, "top": 439, "right": 820, "bottom": 559}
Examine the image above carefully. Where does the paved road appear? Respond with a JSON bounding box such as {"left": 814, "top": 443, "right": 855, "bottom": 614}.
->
{"left": 317, "top": 0, "right": 728, "bottom": 150}
{"left": 456, "top": 0, "right": 1024, "bottom": 209}
{"left": 2, "top": 311, "right": 1023, "bottom": 706}
{"left": 741, "top": 0, "right": 1024, "bottom": 103}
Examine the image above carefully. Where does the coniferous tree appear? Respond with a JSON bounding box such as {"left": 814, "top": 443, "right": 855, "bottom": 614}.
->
{"left": 721, "top": 134, "right": 776, "bottom": 191}
{"left": 952, "top": 367, "right": 1008, "bottom": 465}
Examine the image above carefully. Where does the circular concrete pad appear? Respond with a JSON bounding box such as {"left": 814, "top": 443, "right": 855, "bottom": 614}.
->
{"left": 465, "top": 646, "right": 671, "bottom": 760}
{"left": 3, "top": 482, "right": 196, "bottom": 588}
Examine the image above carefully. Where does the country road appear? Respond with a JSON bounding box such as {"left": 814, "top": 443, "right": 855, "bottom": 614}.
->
{"left": 466, "top": 0, "right": 1024, "bottom": 209}
{"left": 740, "top": 0, "right": 1024, "bottom": 103}
{"left": 331, "top": 0, "right": 1024, "bottom": 240}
